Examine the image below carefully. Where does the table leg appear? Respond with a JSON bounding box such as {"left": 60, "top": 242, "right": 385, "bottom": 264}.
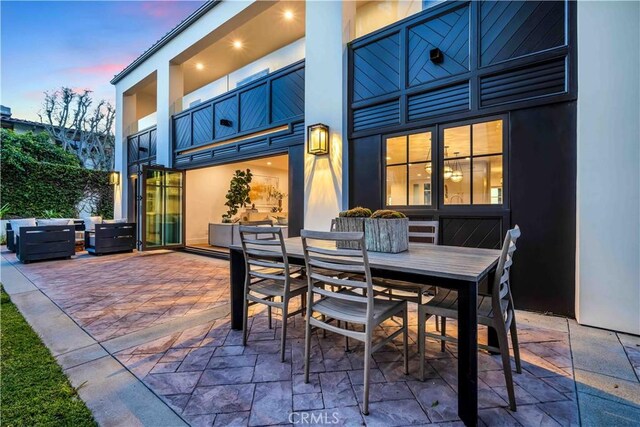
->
{"left": 230, "top": 248, "right": 245, "bottom": 330}
{"left": 488, "top": 327, "right": 500, "bottom": 353}
{"left": 457, "top": 280, "right": 478, "bottom": 427}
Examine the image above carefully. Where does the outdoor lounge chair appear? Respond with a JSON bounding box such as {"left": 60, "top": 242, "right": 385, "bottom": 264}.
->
{"left": 16, "top": 224, "right": 75, "bottom": 263}
{"left": 85, "top": 222, "right": 136, "bottom": 255}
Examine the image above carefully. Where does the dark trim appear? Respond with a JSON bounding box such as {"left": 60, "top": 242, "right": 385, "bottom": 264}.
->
{"left": 111, "top": 1, "right": 221, "bottom": 84}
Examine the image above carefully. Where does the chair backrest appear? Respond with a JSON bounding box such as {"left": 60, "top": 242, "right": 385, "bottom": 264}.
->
{"left": 239, "top": 225, "right": 291, "bottom": 292}
{"left": 408, "top": 220, "right": 439, "bottom": 245}
{"left": 240, "top": 220, "right": 273, "bottom": 226}
{"left": 301, "top": 230, "right": 375, "bottom": 323}
{"left": 492, "top": 225, "right": 521, "bottom": 319}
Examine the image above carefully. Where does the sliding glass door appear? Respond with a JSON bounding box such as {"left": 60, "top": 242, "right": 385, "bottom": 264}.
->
{"left": 141, "top": 166, "right": 185, "bottom": 250}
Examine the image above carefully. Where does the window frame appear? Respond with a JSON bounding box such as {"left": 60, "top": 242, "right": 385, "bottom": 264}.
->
{"left": 381, "top": 114, "right": 508, "bottom": 213}
{"left": 383, "top": 127, "right": 436, "bottom": 210}
{"left": 438, "top": 115, "right": 509, "bottom": 210}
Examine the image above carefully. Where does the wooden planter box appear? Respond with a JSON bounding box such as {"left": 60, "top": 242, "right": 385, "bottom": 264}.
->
{"left": 365, "top": 218, "right": 409, "bottom": 253}
{"left": 334, "top": 217, "right": 366, "bottom": 249}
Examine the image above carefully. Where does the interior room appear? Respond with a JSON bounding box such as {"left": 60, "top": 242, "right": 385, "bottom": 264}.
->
{"left": 185, "top": 153, "right": 289, "bottom": 252}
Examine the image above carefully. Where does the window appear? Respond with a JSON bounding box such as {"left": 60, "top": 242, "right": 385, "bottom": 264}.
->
{"left": 383, "top": 118, "right": 505, "bottom": 209}
{"left": 385, "top": 131, "right": 433, "bottom": 207}
{"left": 443, "top": 119, "right": 503, "bottom": 206}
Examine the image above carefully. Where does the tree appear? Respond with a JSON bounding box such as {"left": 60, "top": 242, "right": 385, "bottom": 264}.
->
{"left": 39, "top": 87, "right": 115, "bottom": 171}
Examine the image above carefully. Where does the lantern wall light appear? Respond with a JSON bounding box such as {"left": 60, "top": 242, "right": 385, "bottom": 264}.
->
{"left": 109, "top": 171, "right": 121, "bottom": 186}
{"left": 307, "top": 123, "right": 330, "bottom": 156}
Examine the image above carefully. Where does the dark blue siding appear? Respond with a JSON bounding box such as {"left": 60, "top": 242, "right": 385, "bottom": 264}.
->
{"left": 407, "top": 82, "right": 469, "bottom": 121}
{"left": 353, "top": 33, "right": 400, "bottom": 101}
{"left": 408, "top": 6, "right": 470, "bottom": 86}
{"left": 214, "top": 97, "right": 238, "bottom": 139}
{"left": 240, "top": 84, "right": 267, "bottom": 132}
{"left": 271, "top": 68, "right": 305, "bottom": 122}
{"left": 480, "top": 1, "right": 565, "bottom": 66}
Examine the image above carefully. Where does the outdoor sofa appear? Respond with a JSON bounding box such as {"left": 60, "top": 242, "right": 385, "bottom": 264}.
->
{"left": 15, "top": 223, "right": 76, "bottom": 263}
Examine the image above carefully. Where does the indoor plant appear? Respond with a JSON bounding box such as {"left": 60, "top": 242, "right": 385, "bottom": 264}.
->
{"left": 210, "top": 169, "right": 253, "bottom": 248}
{"left": 365, "top": 209, "right": 409, "bottom": 253}
{"left": 221, "top": 169, "right": 253, "bottom": 223}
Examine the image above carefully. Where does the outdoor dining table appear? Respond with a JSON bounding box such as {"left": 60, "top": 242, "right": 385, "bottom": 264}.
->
{"left": 229, "top": 237, "right": 502, "bottom": 427}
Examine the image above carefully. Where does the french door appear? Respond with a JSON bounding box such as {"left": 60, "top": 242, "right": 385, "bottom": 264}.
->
{"left": 140, "top": 165, "right": 185, "bottom": 250}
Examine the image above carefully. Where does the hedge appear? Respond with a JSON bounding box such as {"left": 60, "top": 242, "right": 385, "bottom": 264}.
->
{"left": 1, "top": 130, "right": 113, "bottom": 219}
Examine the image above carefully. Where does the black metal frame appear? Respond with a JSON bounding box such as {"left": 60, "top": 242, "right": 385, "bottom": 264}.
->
{"left": 140, "top": 165, "right": 186, "bottom": 251}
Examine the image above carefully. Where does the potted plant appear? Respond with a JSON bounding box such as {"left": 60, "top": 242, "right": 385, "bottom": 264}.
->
{"left": 334, "top": 207, "right": 372, "bottom": 249}
{"left": 365, "top": 209, "right": 409, "bottom": 253}
{"left": 210, "top": 169, "right": 252, "bottom": 248}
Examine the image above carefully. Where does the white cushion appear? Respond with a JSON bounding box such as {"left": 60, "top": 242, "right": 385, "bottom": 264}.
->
{"left": 38, "top": 218, "right": 73, "bottom": 226}
{"left": 9, "top": 218, "right": 37, "bottom": 242}
{"left": 102, "top": 219, "right": 127, "bottom": 224}
{"left": 83, "top": 216, "right": 102, "bottom": 231}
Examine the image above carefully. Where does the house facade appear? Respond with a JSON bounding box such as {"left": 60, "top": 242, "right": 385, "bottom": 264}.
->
{"left": 111, "top": 1, "right": 639, "bottom": 335}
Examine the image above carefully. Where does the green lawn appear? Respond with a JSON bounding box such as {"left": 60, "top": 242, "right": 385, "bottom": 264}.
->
{"left": 1, "top": 287, "right": 96, "bottom": 426}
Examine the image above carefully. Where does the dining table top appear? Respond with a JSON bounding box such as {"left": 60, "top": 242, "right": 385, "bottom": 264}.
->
{"left": 231, "top": 237, "right": 502, "bottom": 283}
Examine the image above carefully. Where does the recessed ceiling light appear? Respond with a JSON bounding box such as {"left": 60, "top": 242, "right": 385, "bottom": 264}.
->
{"left": 417, "top": 173, "right": 422, "bottom": 177}
{"left": 267, "top": 161, "right": 272, "bottom": 166}
{"left": 233, "top": 40, "right": 243, "bottom": 49}
{"left": 386, "top": 156, "right": 392, "bottom": 160}
{"left": 284, "top": 9, "right": 294, "bottom": 20}
{"left": 195, "top": 63, "right": 204, "bottom": 70}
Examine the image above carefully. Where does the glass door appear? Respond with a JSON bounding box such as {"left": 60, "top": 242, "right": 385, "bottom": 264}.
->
{"left": 141, "top": 165, "right": 185, "bottom": 250}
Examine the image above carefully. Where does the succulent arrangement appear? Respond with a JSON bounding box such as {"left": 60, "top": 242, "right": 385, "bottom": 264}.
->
{"left": 370, "top": 209, "right": 407, "bottom": 219}
{"left": 339, "top": 207, "right": 372, "bottom": 218}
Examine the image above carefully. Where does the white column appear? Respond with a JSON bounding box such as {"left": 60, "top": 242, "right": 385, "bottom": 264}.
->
{"left": 156, "top": 63, "right": 184, "bottom": 167}
{"left": 576, "top": 1, "right": 640, "bottom": 335}
{"left": 114, "top": 90, "right": 137, "bottom": 220}
{"left": 304, "top": 0, "right": 356, "bottom": 231}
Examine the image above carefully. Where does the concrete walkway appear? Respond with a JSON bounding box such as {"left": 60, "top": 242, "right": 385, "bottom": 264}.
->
{"left": 2, "top": 249, "right": 639, "bottom": 426}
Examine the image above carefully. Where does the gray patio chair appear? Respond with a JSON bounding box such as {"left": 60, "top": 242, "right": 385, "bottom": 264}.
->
{"left": 301, "top": 230, "right": 409, "bottom": 415}
{"left": 418, "top": 225, "right": 522, "bottom": 411}
{"left": 372, "top": 220, "right": 440, "bottom": 332}
{"left": 239, "top": 225, "right": 306, "bottom": 362}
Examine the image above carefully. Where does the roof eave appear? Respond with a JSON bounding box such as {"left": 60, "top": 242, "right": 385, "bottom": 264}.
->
{"left": 110, "top": 0, "right": 221, "bottom": 86}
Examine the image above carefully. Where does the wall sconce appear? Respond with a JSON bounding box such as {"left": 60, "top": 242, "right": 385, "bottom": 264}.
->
{"left": 219, "top": 119, "right": 233, "bottom": 127}
{"left": 307, "top": 123, "right": 330, "bottom": 155}
{"left": 109, "top": 171, "right": 120, "bottom": 186}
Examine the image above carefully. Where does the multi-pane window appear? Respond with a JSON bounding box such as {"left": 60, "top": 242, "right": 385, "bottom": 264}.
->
{"left": 385, "top": 132, "right": 432, "bottom": 206}
{"left": 384, "top": 118, "right": 504, "bottom": 208}
{"left": 443, "top": 119, "right": 503, "bottom": 205}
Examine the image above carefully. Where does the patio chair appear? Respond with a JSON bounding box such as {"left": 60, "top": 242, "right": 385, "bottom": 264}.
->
{"left": 85, "top": 222, "right": 136, "bottom": 255}
{"left": 301, "top": 230, "right": 409, "bottom": 415}
{"left": 6, "top": 218, "right": 37, "bottom": 253}
{"left": 417, "top": 225, "right": 522, "bottom": 411}
{"left": 372, "top": 220, "right": 440, "bottom": 311}
{"left": 239, "top": 225, "right": 306, "bottom": 362}
{"left": 16, "top": 224, "right": 75, "bottom": 263}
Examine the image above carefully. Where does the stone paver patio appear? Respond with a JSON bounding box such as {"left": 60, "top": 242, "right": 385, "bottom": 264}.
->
{"left": 3, "top": 249, "right": 639, "bottom": 426}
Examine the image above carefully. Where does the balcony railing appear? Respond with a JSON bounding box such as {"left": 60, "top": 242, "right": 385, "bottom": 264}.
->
{"left": 172, "top": 60, "right": 305, "bottom": 156}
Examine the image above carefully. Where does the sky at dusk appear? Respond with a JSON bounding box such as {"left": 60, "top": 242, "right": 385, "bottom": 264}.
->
{"left": 1, "top": 1, "right": 205, "bottom": 122}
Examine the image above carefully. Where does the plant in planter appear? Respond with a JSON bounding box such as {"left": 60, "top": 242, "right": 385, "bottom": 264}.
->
{"left": 335, "top": 207, "right": 372, "bottom": 249}
{"left": 365, "top": 209, "right": 409, "bottom": 253}
{"left": 221, "top": 169, "right": 253, "bottom": 223}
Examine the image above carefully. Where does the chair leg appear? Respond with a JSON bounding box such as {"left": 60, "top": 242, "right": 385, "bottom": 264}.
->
{"left": 303, "top": 308, "right": 313, "bottom": 384}
{"left": 440, "top": 316, "right": 447, "bottom": 352}
{"left": 402, "top": 309, "right": 409, "bottom": 375}
{"left": 495, "top": 323, "right": 517, "bottom": 411}
{"left": 321, "top": 315, "right": 327, "bottom": 338}
{"left": 280, "top": 299, "right": 289, "bottom": 363}
{"left": 362, "top": 328, "right": 372, "bottom": 416}
{"left": 510, "top": 317, "right": 522, "bottom": 374}
{"left": 242, "top": 296, "right": 249, "bottom": 346}
{"left": 344, "top": 322, "right": 350, "bottom": 352}
{"left": 268, "top": 303, "right": 272, "bottom": 330}
{"left": 418, "top": 305, "right": 426, "bottom": 381}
